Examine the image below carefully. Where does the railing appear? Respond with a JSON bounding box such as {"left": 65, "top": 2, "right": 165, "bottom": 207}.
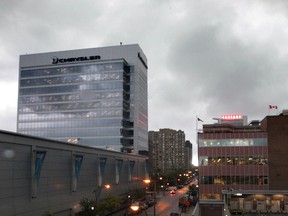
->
{"left": 223, "top": 201, "right": 231, "bottom": 216}
{"left": 192, "top": 202, "right": 199, "bottom": 216}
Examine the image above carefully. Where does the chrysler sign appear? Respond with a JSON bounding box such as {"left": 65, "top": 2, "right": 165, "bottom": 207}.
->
{"left": 52, "top": 55, "right": 101, "bottom": 64}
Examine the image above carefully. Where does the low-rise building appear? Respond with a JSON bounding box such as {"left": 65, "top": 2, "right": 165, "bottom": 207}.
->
{"left": 197, "top": 111, "right": 288, "bottom": 215}
{"left": 0, "top": 130, "right": 148, "bottom": 216}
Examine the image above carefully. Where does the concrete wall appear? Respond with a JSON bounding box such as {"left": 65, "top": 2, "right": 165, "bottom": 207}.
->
{"left": 0, "top": 130, "right": 148, "bottom": 216}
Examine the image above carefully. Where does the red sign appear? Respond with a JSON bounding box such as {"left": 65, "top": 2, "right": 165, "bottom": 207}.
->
{"left": 221, "top": 114, "right": 243, "bottom": 120}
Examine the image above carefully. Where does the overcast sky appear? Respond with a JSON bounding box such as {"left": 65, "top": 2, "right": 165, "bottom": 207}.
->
{"left": 1, "top": 0, "right": 288, "bottom": 164}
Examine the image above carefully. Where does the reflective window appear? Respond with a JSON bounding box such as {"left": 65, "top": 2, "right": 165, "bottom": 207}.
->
{"left": 20, "top": 71, "right": 122, "bottom": 87}
{"left": 21, "top": 63, "right": 124, "bottom": 78}
{"left": 19, "top": 91, "right": 122, "bottom": 104}
{"left": 18, "top": 61, "right": 131, "bottom": 149}
{"left": 19, "top": 82, "right": 123, "bottom": 95}
{"left": 19, "top": 100, "right": 123, "bottom": 113}
{"left": 199, "top": 155, "right": 268, "bottom": 166}
{"left": 198, "top": 138, "right": 267, "bottom": 147}
{"left": 200, "top": 175, "right": 269, "bottom": 185}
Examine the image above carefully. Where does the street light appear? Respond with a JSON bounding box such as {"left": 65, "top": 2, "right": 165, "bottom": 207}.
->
{"left": 104, "top": 184, "right": 111, "bottom": 189}
{"left": 93, "top": 183, "right": 111, "bottom": 213}
{"left": 143, "top": 178, "right": 156, "bottom": 216}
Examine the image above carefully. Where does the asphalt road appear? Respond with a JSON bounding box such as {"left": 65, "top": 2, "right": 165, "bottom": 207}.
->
{"left": 140, "top": 187, "right": 189, "bottom": 216}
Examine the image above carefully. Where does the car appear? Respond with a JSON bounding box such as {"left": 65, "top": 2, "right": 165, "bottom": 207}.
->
{"left": 139, "top": 201, "right": 148, "bottom": 210}
{"left": 146, "top": 199, "right": 156, "bottom": 207}
{"left": 128, "top": 202, "right": 143, "bottom": 215}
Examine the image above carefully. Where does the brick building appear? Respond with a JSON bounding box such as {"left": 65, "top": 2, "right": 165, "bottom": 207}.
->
{"left": 198, "top": 111, "right": 288, "bottom": 215}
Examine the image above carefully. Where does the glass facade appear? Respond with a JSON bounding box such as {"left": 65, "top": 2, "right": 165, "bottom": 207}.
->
{"left": 199, "top": 138, "right": 267, "bottom": 147}
{"left": 200, "top": 175, "right": 269, "bottom": 185}
{"left": 18, "top": 45, "right": 148, "bottom": 154}
{"left": 199, "top": 155, "right": 268, "bottom": 166}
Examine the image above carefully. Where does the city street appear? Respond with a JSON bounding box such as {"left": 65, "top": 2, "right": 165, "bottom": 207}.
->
{"left": 138, "top": 186, "right": 194, "bottom": 216}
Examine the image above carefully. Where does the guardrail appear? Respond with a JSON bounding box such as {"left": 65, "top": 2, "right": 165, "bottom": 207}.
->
{"left": 192, "top": 202, "right": 199, "bottom": 216}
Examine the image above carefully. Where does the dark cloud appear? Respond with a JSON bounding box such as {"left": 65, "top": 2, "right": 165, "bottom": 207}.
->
{"left": 1, "top": 0, "right": 288, "bottom": 158}
{"left": 165, "top": 20, "right": 288, "bottom": 122}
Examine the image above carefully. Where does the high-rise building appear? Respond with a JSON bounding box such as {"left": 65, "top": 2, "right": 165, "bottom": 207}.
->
{"left": 148, "top": 129, "right": 188, "bottom": 174}
{"left": 17, "top": 44, "right": 148, "bottom": 154}
{"left": 184, "top": 140, "right": 193, "bottom": 171}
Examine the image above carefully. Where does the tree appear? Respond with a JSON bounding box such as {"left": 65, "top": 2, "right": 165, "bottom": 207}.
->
{"left": 78, "top": 195, "right": 123, "bottom": 216}
{"left": 97, "top": 195, "right": 123, "bottom": 214}
{"left": 78, "top": 197, "right": 96, "bottom": 216}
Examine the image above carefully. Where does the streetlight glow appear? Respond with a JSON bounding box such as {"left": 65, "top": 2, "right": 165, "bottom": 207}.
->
{"left": 143, "top": 179, "right": 151, "bottom": 184}
{"left": 104, "top": 184, "right": 111, "bottom": 189}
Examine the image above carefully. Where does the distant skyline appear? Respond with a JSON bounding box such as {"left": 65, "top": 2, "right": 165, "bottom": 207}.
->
{"left": 1, "top": 1, "right": 288, "bottom": 165}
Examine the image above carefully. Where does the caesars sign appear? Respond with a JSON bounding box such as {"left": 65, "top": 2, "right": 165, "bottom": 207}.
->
{"left": 52, "top": 55, "right": 101, "bottom": 64}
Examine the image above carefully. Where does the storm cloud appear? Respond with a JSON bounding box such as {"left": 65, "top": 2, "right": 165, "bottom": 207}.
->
{"left": 1, "top": 0, "right": 288, "bottom": 164}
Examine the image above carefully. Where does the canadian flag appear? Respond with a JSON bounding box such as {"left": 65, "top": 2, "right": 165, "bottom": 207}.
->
{"left": 269, "top": 105, "right": 278, "bottom": 109}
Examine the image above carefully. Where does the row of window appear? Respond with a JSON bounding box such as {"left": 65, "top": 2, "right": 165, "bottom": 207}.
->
{"left": 18, "top": 110, "right": 124, "bottom": 121}
{"left": 20, "top": 71, "right": 124, "bottom": 87}
{"left": 200, "top": 175, "right": 269, "bottom": 185}
{"left": 18, "top": 119, "right": 123, "bottom": 129}
{"left": 19, "top": 100, "right": 124, "bottom": 113}
{"left": 199, "top": 138, "right": 267, "bottom": 147}
{"left": 19, "top": 82, "right": 124, "bottom": 95}
{"left": 21, "top": 63, "right": 126, "bottom": 78}
{"left": 19, "top": 91, "right": 123, "bottom": 104}
{"left": 199, "top": 156, "right": 268, "bottom": 166}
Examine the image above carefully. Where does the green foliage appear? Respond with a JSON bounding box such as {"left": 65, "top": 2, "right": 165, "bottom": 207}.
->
{"left": 80, "top": 197, "right": 96, "bottom": 211}
{"left": 78, "top": 197, "right": 96, "bottom": 216}
{"left": 78, "top": 195, "right": 124, "bottom": 216}
{"left": 97, "top": 194, "right": 123, "bottom": 213}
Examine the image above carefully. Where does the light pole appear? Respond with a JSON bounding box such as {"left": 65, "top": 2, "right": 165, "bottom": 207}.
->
{"left": 93, "top": 184, "right": 111, "bottom": 214}
{"left": 143, "top": 179, "right": 156, "bottom": 216}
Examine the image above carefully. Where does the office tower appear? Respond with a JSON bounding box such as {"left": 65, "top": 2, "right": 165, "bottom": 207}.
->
{"left": 148, "top": 128, "right": 186, "bottom": 174}
{"left": 17, "top": 44, "right": 148, "bottom": 154}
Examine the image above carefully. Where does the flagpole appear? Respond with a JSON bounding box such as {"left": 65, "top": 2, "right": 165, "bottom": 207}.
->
{"left": 196, "top": 124, "right": 198, "bottom": 167}
{"left": 195, "top": 116, "right": 203, "bottom": 166}
{"left": 196, "top": 116, "right": 198, "bottom": 132}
